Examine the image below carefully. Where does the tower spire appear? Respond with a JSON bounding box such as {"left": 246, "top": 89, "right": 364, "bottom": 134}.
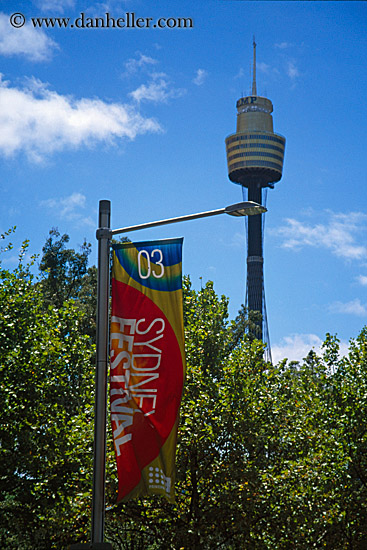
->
{"left": 252, "top": 36, "right": 257, "bottom": 96}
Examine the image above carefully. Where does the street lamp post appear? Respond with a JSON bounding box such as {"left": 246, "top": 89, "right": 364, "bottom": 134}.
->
{"left": 79, "top": 199, "right": 266, "bottom": 547}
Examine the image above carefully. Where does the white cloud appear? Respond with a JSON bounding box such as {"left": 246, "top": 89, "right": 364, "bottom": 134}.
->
{"left": 122, "top": 53, "right": 186, "bottom": 104}
{"left": 255, "top": 62, "right": 280, "bottom": 79}
{"left": 84, "top": 0, "right": 128, "bottom": 16}
{"left": 231, "top": 231, "right": 246, "bottom": 248}
{"left": 42, "top": 192, "right": 85, "bottom": 217}
{"left": 193, "top": 69, "right": 208, "bottom": 86}
{"left": 129, "top": 76, "right": 185, "bottom": 104}
{"left": 129, "top": 79, "right": 169, "bottom": 103}
{"left": 234, "top": 67, "right": 245, "bottom": 80}
{"left": 272, "top": 333, "right": 349, "bottom": 364}
{"left": 357, "top": 275, "right": 367, "bottom": 286}
{"left": 287, "top": 60, "right": 300, "bottom": 80}
{"left": 329, "top": 298, "right": 367, "bottom": 317}
{"left": 272, "top": 333, "right": 323, "bottom": 364}
{"left": 40, "top": 192, "right": 94, "bottom": 226}
{"left": 150, "top": 71, "right": 168, "bottom": 80}
{"left": 0, "top": 12, "right": 58, "bottom": 62}
{"left": 275, "top": 42, "right": 291, "bottom": 50}
{"left": 123, "top": 52, "right": 158, "bottom": 77}
{"left": 275, "top": 211, "right": 367, "bottom": 261}
{"left": 257, "top": 61, "right": 271, "bottom": 74}
{"left": 0, "top": 75, "right": 162, "bottom": 161}
{"left": 33, "top": 0, "right": 75, "bottom": 10}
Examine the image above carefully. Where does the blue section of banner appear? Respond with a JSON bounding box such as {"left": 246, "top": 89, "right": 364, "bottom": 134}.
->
{"left": 112, "top": 238, "right": 183, "bottom": 292}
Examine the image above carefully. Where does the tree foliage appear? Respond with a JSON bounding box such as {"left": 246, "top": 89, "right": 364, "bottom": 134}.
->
{"left": 39, "top": 228, "right": 97, "bottom": 338}
{"left": 1, "top": 231, "right": 367, "bottom": 548}
{"left": 0, "top": 235, "right": 95, "bottom": 549}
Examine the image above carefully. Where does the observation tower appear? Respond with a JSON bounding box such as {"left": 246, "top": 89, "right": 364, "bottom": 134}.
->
{"left": 225, "top": 38, "right": 286, "bottom": 359}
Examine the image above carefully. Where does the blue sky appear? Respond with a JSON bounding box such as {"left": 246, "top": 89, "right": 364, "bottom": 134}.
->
{"left": 1, "top": 0, "right": 366, "bottom": 362}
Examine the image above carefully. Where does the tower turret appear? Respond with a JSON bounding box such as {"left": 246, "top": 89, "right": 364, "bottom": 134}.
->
{"left": 225, "top": 39, "right": 286, "bottom": 358}
{"left": 225, "top": 40, "right": 285, "bottom": 188}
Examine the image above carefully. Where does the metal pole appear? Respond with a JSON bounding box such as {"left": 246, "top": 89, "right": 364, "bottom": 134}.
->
{"left": 91, "top": 200, "right": 112, "bottom": 544}
{"left": 111, "top": 207, "right": 226, "bottom": 236}
{"left": 111, "top": 201, "right": 266, "bottom": 237}
{"left": 85, "top": 198, "right": 264, "bottom": 547}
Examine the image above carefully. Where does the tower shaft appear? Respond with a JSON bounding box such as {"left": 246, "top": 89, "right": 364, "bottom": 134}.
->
{"left": 246, "top": 185, "right": 263, "bottom": 336}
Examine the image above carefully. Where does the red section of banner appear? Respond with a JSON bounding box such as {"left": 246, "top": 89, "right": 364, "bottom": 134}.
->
{"left": 110, "top": 278, "right": 184, "bottom": 501}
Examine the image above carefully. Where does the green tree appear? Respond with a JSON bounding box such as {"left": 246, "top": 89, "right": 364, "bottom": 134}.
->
{"left": 0, "top": 238, "right": 95, "bottom": 549}
{"left": 39, "top": 228, "right": 97, "bottom": 338}
{"left": 241, "top": 333, "right": 367, "bottom": 549}
{"left": 327, "top": 331, "right": 367, "bottom": 547}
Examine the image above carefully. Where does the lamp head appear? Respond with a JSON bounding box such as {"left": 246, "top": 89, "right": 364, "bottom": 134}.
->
{"left": 224, "top": 201, "right": 267, "bottom": 217}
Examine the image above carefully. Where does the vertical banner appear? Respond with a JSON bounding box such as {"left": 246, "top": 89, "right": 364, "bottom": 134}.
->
{"left": 110, "top": 238, "right": 185, "bottom": 503}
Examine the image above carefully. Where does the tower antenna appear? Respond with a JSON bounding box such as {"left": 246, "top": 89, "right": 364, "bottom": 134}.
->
{"left": 252, "top": 35, "right": 257, "bottom": 96}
